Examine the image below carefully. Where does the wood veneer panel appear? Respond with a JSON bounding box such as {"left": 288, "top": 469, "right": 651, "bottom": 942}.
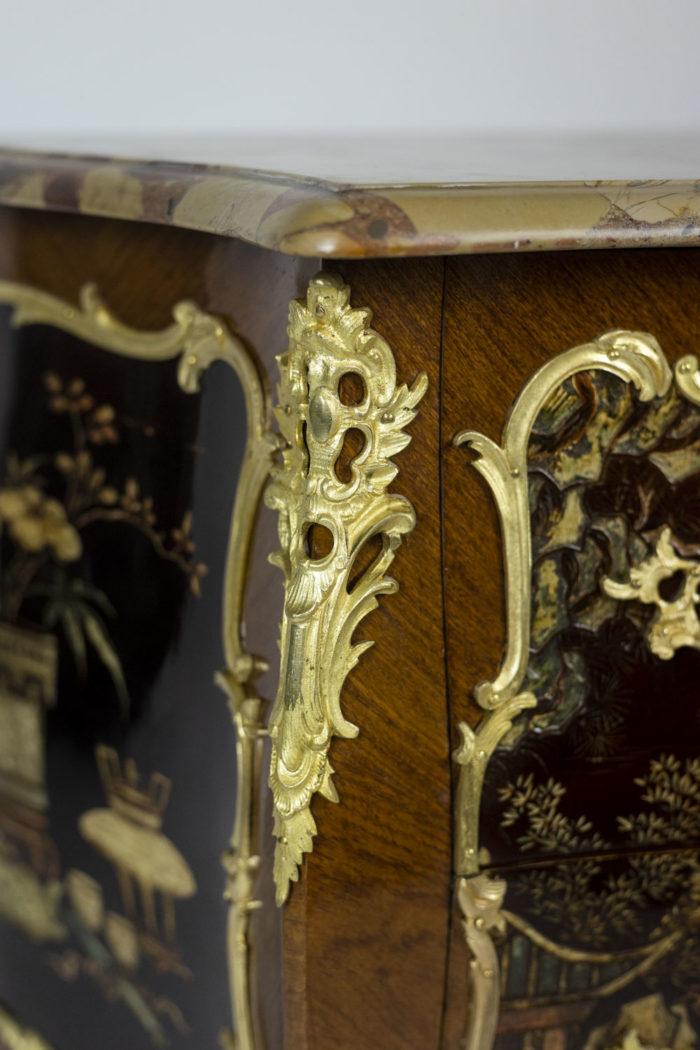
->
{"left": 440, "top": 248, "right": 700, "bottom": 1046}
{"left": 283, "top": 258, "right": 452, "bottom": 1050}
{"left": 0, "top": 206, "right": 318, "bottom": 1050}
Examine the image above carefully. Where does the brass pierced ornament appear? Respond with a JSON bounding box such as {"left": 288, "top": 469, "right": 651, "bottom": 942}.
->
{"left": 266, "top": 272, "right": 427, "bottom": 905}
{"left": 603, "top": 527, "right": 700, "bottom": 660}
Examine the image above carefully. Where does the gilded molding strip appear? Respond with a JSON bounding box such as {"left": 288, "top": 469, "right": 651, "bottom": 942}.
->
{"left": 457, "top": 875, "right": 506, "bottom": 1050}
{"left": 176, "top": 306, "right": 277, "bottom": 1050}
{"left": 451, "top": 330, "right": 674, "bottom": 1050}
{"left": 0, "top": 281, "right": 275, "bottom": 1050}
{"left": 266, "top": 272, "right": 427, "bottom": 905}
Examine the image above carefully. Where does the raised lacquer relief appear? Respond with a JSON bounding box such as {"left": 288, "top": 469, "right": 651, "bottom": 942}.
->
{"left": 454, "top": 339, "right": 700, "bottom": 1050}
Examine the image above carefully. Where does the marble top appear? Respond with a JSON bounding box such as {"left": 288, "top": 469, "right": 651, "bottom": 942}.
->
{"left": 1, "top": 135, "right": 700, "bottom": 257}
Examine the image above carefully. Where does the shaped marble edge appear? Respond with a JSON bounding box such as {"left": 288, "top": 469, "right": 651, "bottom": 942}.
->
{"left": 1, "top": 140, "right": 700, "bottom": 258}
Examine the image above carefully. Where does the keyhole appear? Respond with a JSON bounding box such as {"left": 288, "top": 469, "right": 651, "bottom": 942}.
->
{"left": 305, "top": 523, "right": 334, "bottom": 560}
{"left": 334, "top": 428, "right": 366, "bottom": 484}
{"left": 338, "top": 372, "right": 365, "bottom": 406}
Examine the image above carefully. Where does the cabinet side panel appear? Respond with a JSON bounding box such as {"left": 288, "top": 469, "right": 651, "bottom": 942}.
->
{"left": 0, "top": 205, "right": 317, "bottom": 1050}
{"left": 282, "top": 258, "right": 451, "bottom": 1050}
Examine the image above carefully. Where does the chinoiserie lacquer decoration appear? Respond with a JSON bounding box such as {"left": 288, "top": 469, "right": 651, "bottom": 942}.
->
{"left": 0, "top": 281, "right": 276, "bottom": 1050}
{"left": 266, "top": 272, "right": 427, "bottom": 905}
{"left": 452, "top": 331, "right": 675, "bottom": 1050}
{"left": 452, "top": 330, "right": 672, "bottom": 881}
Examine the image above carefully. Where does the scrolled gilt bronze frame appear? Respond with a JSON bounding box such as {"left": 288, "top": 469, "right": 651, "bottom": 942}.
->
{"left": 0, "top": 280, "right": 276, "bottom": 1050}
{"left": 451, "top": 330, "right": 700, "bottom": 1050}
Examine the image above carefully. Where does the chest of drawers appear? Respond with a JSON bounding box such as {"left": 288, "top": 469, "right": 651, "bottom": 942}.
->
{"left": 0, "top": 139, "right": 698, "bottom": 1050}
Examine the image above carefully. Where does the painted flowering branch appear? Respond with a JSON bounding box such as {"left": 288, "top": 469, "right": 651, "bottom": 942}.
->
{"left": 0, "top": 372, "right": 207, "bottom": 711}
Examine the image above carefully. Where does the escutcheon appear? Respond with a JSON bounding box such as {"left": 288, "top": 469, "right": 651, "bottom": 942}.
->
{"left": 266, "top": 272, "right": 427, "bottom": 905}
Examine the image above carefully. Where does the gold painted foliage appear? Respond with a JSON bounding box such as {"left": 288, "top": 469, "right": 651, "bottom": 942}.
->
{"left": 499, "top": 773, "right": 605, "bottom": 854}
{"left": 500, "top": 755, "right": 700, "bottom": 947}
{"left": 0, "top": 484, "right": 81, "bottom": 562}
{"left": 44, "top": 373, "right": 119, "bottom": 444}
{"left": 0, "top": 372, "right": 207, "bottom": 710}
{"left": 620, "top": 754, "right": 700, "bottom": 846}
{"left": 0, "top": 1005, "right": 57, "bottom": 1050}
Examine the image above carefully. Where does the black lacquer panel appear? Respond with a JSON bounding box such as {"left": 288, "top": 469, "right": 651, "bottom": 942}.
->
{"left": 0, "top": 308, "right": 246, "bottom": 1049}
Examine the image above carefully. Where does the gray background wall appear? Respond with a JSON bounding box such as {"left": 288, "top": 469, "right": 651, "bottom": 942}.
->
{"left": 0, "top": 0, "right": 697, "bottom": 137}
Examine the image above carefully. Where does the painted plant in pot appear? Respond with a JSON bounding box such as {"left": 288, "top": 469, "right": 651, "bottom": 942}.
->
{"left": 0, "top": 369, "right": 205, "bottom": 1044}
